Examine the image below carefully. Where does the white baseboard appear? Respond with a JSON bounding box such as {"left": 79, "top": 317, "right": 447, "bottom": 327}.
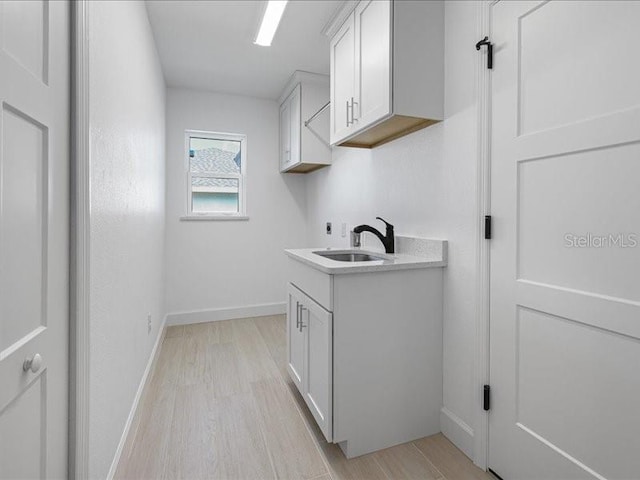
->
{"left": 106, "top": 315, "right": 168, "bottom": 480}
{"left": 166, "top": 302, "right": 286, "bottom": 326}
{"left": 440, "top": 406, "right": 475, "bottom": 460}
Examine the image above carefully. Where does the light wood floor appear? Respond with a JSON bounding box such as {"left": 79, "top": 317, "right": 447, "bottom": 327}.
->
{"left": 115, "top": 315, "right": 493, "bottom": 480}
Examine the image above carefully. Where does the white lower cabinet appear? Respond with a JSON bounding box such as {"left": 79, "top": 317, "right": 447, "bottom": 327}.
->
{"left": 287, "top": 258, "right": 443, "bottom": 458}
{"left": 287, "top": 284, "right": 333, "bottom": 442}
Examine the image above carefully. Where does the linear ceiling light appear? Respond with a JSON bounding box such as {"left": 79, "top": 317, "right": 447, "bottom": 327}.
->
{"left": 254, "top": 0, "right": 288, "bottom": 47}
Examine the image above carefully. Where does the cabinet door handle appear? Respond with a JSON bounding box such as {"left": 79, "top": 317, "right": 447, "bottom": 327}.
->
{"left": 346, "top": 100, "right": 352, "bottom": 127}
{"left": 351, "top": 97, "right": 359, "bottom": 122}
{"left": 299, "top": 305, "right": 308, "bottom": 331}
{"left": 296, "top": 302, "right": 301, "bottom": 329}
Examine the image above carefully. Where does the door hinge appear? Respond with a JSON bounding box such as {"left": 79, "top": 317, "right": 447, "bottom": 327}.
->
{"left": 483, "top": 385, "right": 491, "bottom": 411}
{"left": 476, "top": 36, "right": 493, "bottom": 69}
{"left": 484, "top": 215, "right": 492, "bottom": 240}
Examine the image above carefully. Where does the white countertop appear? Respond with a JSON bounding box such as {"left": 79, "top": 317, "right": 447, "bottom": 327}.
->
{"left": 284, "top": 246, "right": 447, "bottom": 275}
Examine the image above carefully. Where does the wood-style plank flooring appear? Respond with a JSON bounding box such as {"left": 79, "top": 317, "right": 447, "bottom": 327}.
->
{"left": 115, "top": 315, "right": 493, "bottom": 480}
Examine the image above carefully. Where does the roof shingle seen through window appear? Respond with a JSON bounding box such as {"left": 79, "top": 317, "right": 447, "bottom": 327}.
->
{"left": 191, "top": 146, "right": 241, "bottom": 174}
{"left": 190, "top": 146, "right": 241, "bottom": 188}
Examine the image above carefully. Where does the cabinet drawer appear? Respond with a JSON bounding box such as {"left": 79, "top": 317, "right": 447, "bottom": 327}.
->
{"left": 288, "top": 258, "right": 333, "bottom": 310}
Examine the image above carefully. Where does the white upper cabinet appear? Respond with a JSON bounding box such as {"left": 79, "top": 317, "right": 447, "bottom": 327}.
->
{"left": 329, "top": 0, "right": 444, "bottom": 148}
{"left": 354, "top": 0, "right": 391, "bottom": 129}
{"left": 330, "top": 11, "right": 356, "bottom": 144}
{"left": 279, "top": 84, "right": 300, "bottom": 171}
{"left": 279, "top": 92, "right": 292, "bottom": 170}
{"left": 279, "top": 72, "right": 331, "bottom": 173}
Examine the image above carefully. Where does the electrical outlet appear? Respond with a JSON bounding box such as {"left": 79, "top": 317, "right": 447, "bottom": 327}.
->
{"left": 147, "top": 313, "right": 152, "bottom": 334}
{"left": 326, "top": 222, "right": 332, "bottom": 235}
{"left": 341, "top": 223, "right": 347, "bottom": 238}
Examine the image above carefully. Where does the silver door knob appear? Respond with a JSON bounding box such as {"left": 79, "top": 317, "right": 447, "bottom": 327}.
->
{"left": 23, "top": 353, "right": 42, "bottom": 373}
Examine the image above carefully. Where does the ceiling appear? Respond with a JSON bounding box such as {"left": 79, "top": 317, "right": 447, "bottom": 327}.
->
{"left": 145, "top": 1, "right": 341, "bottom": 99}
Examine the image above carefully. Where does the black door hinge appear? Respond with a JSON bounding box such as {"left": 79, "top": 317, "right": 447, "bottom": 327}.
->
{"left": 484, "top": 215, "right": 492, "bottom": 239}
{"left": 476, "top": 36, "right": 493, "bottom": 69}
{"left": 483, "top": 385, "right": 491, "bottom": 411}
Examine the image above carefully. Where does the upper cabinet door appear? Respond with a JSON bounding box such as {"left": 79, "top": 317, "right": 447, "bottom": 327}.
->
{"left": 354, "top": 0, "right": 392, "bottom": 129}
{"left": 279, "top": 99, "right": 291, "bottom": 170}
{"left": 330, "top": 12, "right": 356, "bottom": 145}
{"left": 288, "top": 84, "right": 301, "bottom": 167}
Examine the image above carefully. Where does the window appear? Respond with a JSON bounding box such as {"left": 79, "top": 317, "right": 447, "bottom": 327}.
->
{"left": 184, "top": 130, "right": 247, "bottom": 219}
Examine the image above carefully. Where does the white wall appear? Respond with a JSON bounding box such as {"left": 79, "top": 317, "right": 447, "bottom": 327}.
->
{"left": 88, "top": 2, "right": 166, "bottom": 478}
{"left": 304, "top": 0, "right": 480, "bottom": 459}
{"left": 165, "top": 89, "right": 307, "bottom": 317}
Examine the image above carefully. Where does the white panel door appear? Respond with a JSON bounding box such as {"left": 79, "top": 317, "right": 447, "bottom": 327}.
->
{"left": 489, "top": 1, "right": 640, "bottom": 479}
{"left": 354, "top": 0, "right": 391, "bottom": 130}
{"left": 330, "top": 11, "right": 355, "bottom": 145}
{"left": 302, "top": 295, "right": 332, "bottom": 443}
{"left": 0, "top": 1, "right": 69, "bottom": 478}
{"left": 287, "top": 284, "right": 305, "bottom": 393}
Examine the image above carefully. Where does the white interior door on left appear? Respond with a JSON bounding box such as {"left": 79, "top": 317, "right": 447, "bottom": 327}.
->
{"left": 0, "top": 1, "right": 70, "bottom": 478}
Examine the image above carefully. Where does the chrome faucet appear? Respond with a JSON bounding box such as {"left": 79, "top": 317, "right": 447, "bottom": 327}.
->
{"left": 350, "top": 230, "right": 362, "bottom": 248}
{"left": 353, "top": 217, "right": 395, "bottom": 254}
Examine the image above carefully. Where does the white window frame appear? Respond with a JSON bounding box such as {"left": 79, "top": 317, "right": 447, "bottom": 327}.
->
{"left": 182, "top": 129, "right": 248, "bottom": 220}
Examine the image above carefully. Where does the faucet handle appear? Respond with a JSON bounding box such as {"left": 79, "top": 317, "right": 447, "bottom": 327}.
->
{"left": 375, "top": 217, "right": 393, "bottom": 230}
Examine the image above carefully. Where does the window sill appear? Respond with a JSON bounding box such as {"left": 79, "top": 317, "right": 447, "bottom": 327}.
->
{"left": 180, "top": 215, "right": 249, "bottom": 222}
